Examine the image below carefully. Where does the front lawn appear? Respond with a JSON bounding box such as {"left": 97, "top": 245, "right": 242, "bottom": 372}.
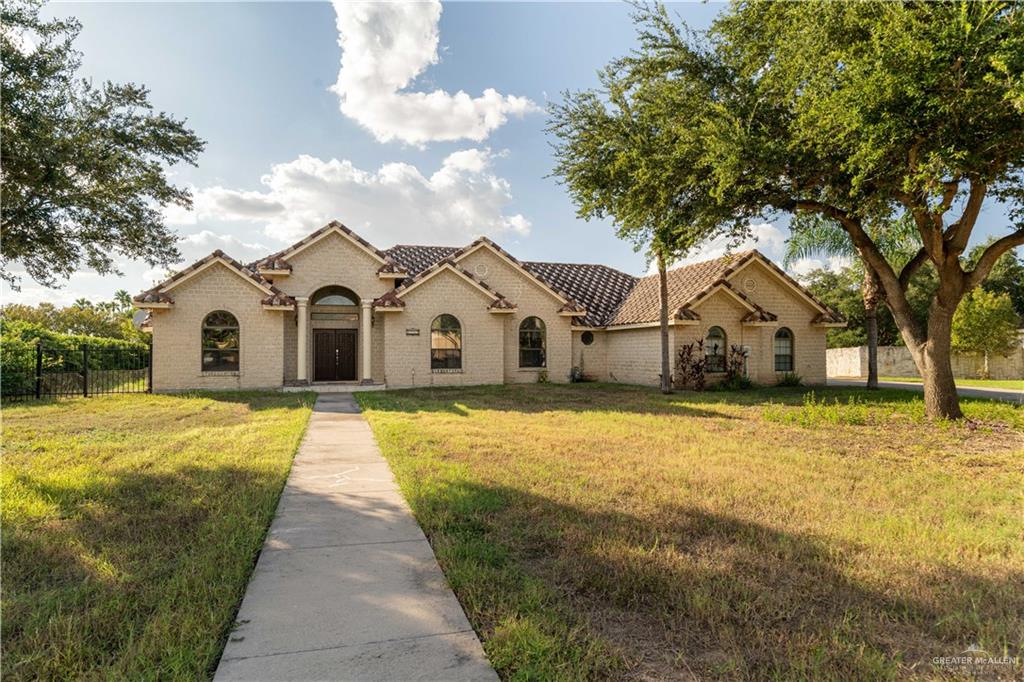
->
{"left": 1, "top": 392, "right": 314, "bottom": 680}
{"left": 358, "top": 384, "right": 1023, "bottom": 680}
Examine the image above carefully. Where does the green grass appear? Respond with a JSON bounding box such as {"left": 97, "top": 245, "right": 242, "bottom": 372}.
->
{"left": 877, "top": 376, "right": 1024, "bottom": 391}
{"left": 357, "top": 383, "right": 1024, "bottom": 681}
{"left": 1, "top": 391, "right": 314, "bottom": 680}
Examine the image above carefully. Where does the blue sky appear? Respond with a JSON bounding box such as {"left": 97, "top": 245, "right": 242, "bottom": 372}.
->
{"left": 7, "top": 1, "right": 1014, "bottom": 305}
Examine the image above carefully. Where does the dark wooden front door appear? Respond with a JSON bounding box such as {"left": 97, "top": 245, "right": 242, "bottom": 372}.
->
{"left": 313, "top": 329, "right": 357, "bottom": 381}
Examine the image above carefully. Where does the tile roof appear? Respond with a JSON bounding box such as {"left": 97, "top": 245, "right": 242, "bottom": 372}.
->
{"left": 253, "top": 255, "right": 292, "bottom": 272}
{"left": 608, "top": 252, "right": 756, "bottom": 326}
{"left": 383, "top": 245, "right": 461, "bottom": 276}
{"left": 135, "top": 250, "right": 295, "bottom": 308}
{"left": 524, "top": 261, "right": 636, "bottom": 327}
{"left": 372, "top": 258, "right": 514, "bottom": 309}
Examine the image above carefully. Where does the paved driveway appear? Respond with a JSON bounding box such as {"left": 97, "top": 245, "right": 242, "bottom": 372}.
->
{"left": 215, "top": 394, "right": 497, "bottom": 681}
{"left": 828, "top": 378, "right": 1023, "bottom": 404}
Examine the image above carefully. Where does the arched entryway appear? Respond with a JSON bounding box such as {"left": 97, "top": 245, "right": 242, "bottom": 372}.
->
{"left": 309, "top": 286, "right": 360, "bottom": 381}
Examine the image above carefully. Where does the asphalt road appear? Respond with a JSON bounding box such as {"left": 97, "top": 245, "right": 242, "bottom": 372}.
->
{"left": 827, "top": 378, "right": 1024, "bottom": 404}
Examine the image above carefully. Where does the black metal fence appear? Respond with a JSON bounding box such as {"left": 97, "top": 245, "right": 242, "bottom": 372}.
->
{"left": 2, "top": 342, "right": 151, "bottom": 400}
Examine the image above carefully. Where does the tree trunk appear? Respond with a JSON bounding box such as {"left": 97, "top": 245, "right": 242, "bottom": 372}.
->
{"left": 907, "top": 303, "right": 963, "bottom": 420}
{"left": 861, "top": 269, "right": 882, "bottom": 390}
{"left": 657, "top": 252, "right": 672, "bottom": 394}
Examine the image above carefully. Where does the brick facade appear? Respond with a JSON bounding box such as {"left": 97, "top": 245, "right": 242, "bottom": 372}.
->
{"left": 149, "top": 262, "right": 285, "bottom": 390}
{"left": 139, "top": 225, "right": 835, "bottom": 392}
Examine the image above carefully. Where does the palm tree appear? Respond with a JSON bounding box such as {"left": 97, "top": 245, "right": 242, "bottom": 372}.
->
{"left": 784, "top": 215, "right": 918, "bottom": 389}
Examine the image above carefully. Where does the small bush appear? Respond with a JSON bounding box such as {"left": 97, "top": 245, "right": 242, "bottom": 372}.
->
{"left": 715, "top": 374, "right": 755, "bottom": 391}
{"left": 776, "top": 372, "right": 803, "bottom": 387}
{"left": 675, "top": 341, "right": 707, "bottom": 391}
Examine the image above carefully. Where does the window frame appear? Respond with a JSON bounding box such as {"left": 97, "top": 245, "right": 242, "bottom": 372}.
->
{"left": 774, "top": 327, "right": 794, "bottom": 372}
{"left": 201, "top": 310, "right": 240, "bottom": 372}
{"left": 430, "top": 314, "right": 463, "bottom": 372}
{"left": 311, "top": 285, "right": 359, "bottom": 306}
{"left": 705, "top": 326, "right": 727, "bottom": 373}
{"left": 518, "top": 316, "right": 547, "bottom": 368}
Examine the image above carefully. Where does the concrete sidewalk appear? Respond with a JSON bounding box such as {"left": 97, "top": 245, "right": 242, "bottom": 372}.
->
{"left": 215, "top": 394, "right": 497, "bottom": 681}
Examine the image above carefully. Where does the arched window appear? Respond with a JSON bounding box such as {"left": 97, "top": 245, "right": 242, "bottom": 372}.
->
{"left": 202, "top": 311, "right": 239, "bottom": 372}
{"left": 430, "top": 314, "right": 462, "bottom": 370}
{"left": 311, "top": 286, "right": 359, "bottom": 306}
{"left": 705, "top": 326, "right": 727, "bottom": 373}
{"left": 774, "top": 327, "right": 794, "bottom": 372}
{"left": 519, "top": 317, "right": 546, "bottom": 368}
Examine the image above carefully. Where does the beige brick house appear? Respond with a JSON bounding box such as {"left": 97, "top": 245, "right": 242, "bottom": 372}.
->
{"left": 134, "top": 221, "right": 843, "bottom": 391}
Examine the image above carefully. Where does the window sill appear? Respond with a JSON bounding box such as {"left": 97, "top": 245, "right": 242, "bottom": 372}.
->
{"left": 517, "top": 367, "right": 546, "bottom": 372}
{"left": 201, "top": 371, "right": 240, "bottom": 377}
{"left": 431, "top": 368, "right": 463, "bottom": 374}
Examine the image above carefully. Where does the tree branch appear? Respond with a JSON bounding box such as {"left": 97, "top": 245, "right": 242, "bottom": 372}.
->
{"left": 966, "top": 227, "right": 1024, "bottom": 289}
{"left": 944, "top": 177, "right": 986, "bottom": 256}
{"left": 794, "top": 199, "right": 926, "bottom": 346}
{"left": 898, "top": 248, "right": 929, "bottom": 289}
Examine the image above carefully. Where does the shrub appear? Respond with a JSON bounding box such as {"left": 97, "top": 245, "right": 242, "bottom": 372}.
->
{"left": 1, "top": 320, "right": 149, "bottom": 397}
{"left": 708, "top": 345, "right": 754, "bottom": 391}
{"left": 676, "top": 341, "right": 706, "bottom": 391}
{"left": 715, "top": 373, "right": 755, "bottom": 391}
{"left": 776, "top": 372, "right": 804, "bottom": 387}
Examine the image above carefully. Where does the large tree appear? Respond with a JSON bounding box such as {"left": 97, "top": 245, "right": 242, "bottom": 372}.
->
{"left": 619, "top": 2, "right": 1024, "bottom": 418}
{"left": 1, "top": 0, "right": 205, "bottom": 287}
{"left": 549, "top": 58, "right": 737, "bottom": 394}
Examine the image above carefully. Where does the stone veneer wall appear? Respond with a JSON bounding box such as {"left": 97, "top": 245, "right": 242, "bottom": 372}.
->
{"left": 827, "top": 344, "right": 1024, "bottom": 380}
{"left": 150, "top": 262, "right": 285, "bottom": 391}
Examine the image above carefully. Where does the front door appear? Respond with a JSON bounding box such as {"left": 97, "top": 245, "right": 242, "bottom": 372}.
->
{"left": 313, "top": 329, "right": 357, "bottom": 381}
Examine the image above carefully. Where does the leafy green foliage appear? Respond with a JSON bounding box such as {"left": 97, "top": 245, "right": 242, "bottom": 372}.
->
{"left": 775, "top": 372, "right": 804, "bottom": 388}
{"left": 951, "top": 289, "right": 1020, "bottom": 358}
{"left": 577, "top": 2, "right": 1024, "bottom": 417}
{"left": 1, "top": 290, "right": 145, "bottom": 342}
{"left": 0, "top": 0, "right": 204, "bottom": 287}
{"left": 966, "top": 242, "right": 1024, "bottom": 323}
{"left": 0, "top": 319, "right": 149, "bottom": 397}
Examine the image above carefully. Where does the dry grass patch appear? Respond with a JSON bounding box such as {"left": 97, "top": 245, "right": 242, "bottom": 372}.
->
{"left": 358, "top": 383, "right": 1023, "bottom": 680}
{"left": 1, "top": 392, "right": 314, "bottom": 680}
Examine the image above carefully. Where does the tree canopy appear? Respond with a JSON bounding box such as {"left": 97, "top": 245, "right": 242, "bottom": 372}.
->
{"left": 0, "top": 0, "right": 204, "bottom": 288}
{"left": 951, "top": 288, "right": 1020, "bottom": 361}
{"left": 567, "top": 1, "right": 1024, "bottom": 418}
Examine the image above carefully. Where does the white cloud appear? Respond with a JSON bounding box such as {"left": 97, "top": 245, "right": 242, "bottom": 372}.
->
{"left": 330, "top": 1, "right": 539, "bottom": 145}
{"left": 664, "top": 223, "right": 852, "bottom": 276}
{"left": 167, "top": 149, "right": 531, "bottom": 247}
{"left": 671, "top": 223, "right": 789, "bottom": 269}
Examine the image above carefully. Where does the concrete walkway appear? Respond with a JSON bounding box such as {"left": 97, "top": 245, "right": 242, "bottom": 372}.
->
{"left": 828, "top": 378, "right": 1023, "bottom": 403}
{"left": 215, "top": 394, "right": 497, "bottom": 681}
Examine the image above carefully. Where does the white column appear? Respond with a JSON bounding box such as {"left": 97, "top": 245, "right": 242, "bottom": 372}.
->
{"left": 360, "top": 300, "right": 373, "bottom": 384}
{"left": 296, "top": 297, "right": 309, "bottom": 383}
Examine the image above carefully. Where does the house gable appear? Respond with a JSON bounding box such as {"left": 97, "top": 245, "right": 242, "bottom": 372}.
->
{"left": 275, "top": 230, "right": 393, "bottom": 302}
{"left": 726, "top": 255, "right": 842, "bottom": 325}
{"left": 453, "top": 239, "right": 584, "bottom": 313}
{"left": 134, "top": 251, "right": 294, "bottom": 311}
